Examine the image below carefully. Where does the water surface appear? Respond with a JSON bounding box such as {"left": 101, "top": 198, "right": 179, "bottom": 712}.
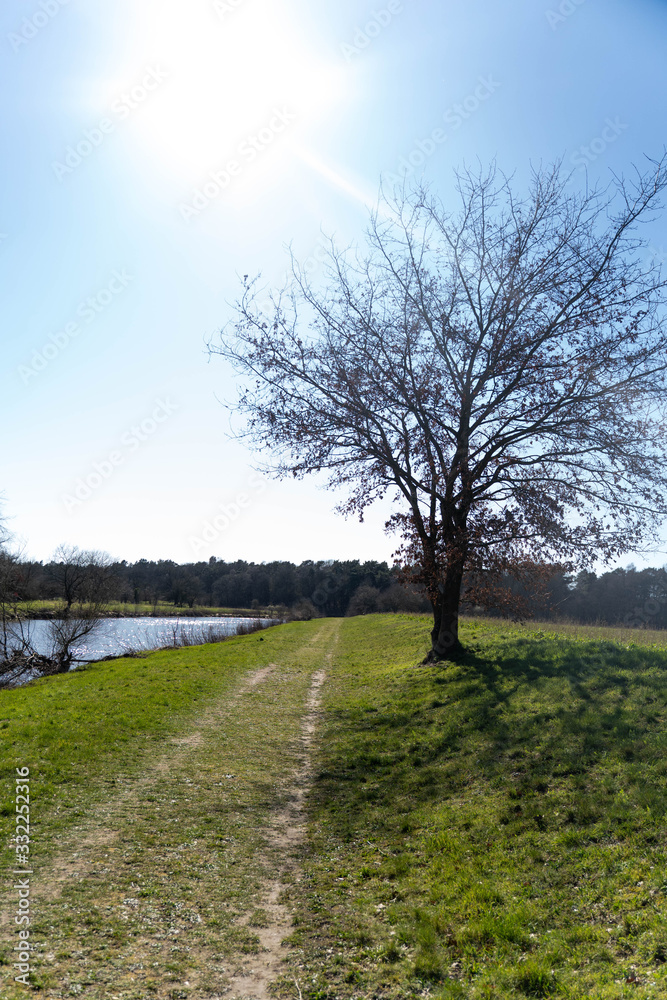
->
{"left": 12, "top": 616, "right": 266, "bottom": 663}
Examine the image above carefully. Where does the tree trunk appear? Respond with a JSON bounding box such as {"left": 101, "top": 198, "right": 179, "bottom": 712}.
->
{"left": 424, "top": 563, "right": 465, "bottom": 663}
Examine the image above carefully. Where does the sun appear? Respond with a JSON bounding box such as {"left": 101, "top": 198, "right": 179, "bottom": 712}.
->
{"left": 92, "top": 0, "right": 348, "bottom": 192}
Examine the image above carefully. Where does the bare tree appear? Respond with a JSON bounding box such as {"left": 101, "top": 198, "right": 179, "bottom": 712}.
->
{"left": 48, "top": 544, "right": 115, "bottom": 610}
{"left": 0, "top": 506, "right": 34, "bottom": 679}
{"left": 44, "top": 546, "right": 116, "bottom": 672}
{"left": 0, "top": 497, "right": 9, "bottom": 548}
{"left": 42, "top": 614, "right": 105, "bottom": 674}
{"left": 1, "top": 546, "right": 117, "bottom": 683}
{"left": 0, "top": 549, "right": 32, "bottom": 659}
{"left": 213, "top": 159, "right": 667, "bottom": 661}
{"left": 0, "top": 544, "right": 52, "bottom": 686}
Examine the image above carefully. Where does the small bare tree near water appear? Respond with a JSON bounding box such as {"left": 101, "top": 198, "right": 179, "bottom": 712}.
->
{"left": 42, "top": 547, "right": 117, "bottom": 673}
{"left": 0, "top": 545, "right": 117, "bottom": 684}
{"left": 213, "top": 157, "right": 667, "bottom": 662}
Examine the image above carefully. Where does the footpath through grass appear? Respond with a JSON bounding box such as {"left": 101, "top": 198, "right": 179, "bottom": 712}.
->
{"left": 280, "top": 616, "right": 667, "bottom": 1000}
{"left": 0, "top": 618, "right": 339, "bottom": 998}
{"left": 2, "top": 615, "right": 667, "bottom": 999}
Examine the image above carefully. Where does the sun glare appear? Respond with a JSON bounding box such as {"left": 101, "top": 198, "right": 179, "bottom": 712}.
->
{"left": 95, "top": 0, "right": 348, "bottom": 193}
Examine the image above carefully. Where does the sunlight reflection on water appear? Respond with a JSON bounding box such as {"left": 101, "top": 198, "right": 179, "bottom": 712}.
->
{"left": 24, "top": 617, "right": 266, "bottom": 662}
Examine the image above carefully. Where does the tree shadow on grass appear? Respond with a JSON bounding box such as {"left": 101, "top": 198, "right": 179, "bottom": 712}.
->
{"left": 463, "top": 639, "right": 665, "bottom": 782}
{"left": 312, "top": 635, "right": 667, "bottom": 836}
{"left": 303, "top": 633, "right": 667, "bottom": 995}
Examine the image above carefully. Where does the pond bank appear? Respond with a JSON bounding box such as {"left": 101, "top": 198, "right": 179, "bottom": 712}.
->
{"left": 14, "top": 605, "right": 274, "bottom": 621}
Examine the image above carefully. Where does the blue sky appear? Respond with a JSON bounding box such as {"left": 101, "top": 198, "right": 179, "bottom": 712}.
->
{"left": 2, "top": 0, "right": 667, "bottom": 567}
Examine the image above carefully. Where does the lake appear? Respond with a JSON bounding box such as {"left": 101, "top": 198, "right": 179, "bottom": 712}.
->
{"left": 11, "top": 617, "right": 269, "bottom": 664}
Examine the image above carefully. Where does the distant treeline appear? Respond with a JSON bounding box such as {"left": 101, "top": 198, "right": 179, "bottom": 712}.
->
{"left": 8, "top": 556, "right": 667, "bottom": 625}
{"left": 14, "top": 557, "right": 424, "bottom": 617}
{"left": 551, "top": 567, "right": 667, "bottom": 629}
{"left": 485, "top": 565, "right": 667, "bottom": 629}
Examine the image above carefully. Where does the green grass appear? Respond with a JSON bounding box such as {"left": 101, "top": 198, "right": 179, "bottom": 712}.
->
{"left": 0, "top": 619, "right": 337, "bottom": 997}
{"left": 279, "top": 615, "right": 667, "bottom": 999}
{"left": 2, "top": 614, "right": 667, "bottom": 998}
{"left": 471, "top": 614, "right": 667, "bottom": 651}
{"left": 15, "top": 599, "right": 264, "bottom": 618}
{"left": 0, "top": 635, "right": 269, "bottom": 830}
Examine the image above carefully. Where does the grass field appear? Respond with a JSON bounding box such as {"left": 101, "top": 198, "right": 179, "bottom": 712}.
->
{"left": 1, "top": 615, "right": 667, "bottom": 998}
{"left": 15, "top": 600, "right": 264, "bottom": 619}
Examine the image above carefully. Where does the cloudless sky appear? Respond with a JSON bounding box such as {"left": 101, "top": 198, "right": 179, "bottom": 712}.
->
{"left": 2, "top": 0, "right": 667, "bottom": 568}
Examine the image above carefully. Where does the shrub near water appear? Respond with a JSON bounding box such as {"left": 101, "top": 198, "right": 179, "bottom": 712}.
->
{"left": 284, "top": 616, "right": 667, "bottom": 1000}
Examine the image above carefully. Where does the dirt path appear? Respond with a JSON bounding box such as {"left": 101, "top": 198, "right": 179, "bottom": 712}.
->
{"left": 1, "top": 621, "right": 338, "bottom": 1000}
{"left": 225, "top": 667, "right": 326, "bottom": 1000}
{"left": 31, "top": 664, "right": 277, "bottom": 900}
